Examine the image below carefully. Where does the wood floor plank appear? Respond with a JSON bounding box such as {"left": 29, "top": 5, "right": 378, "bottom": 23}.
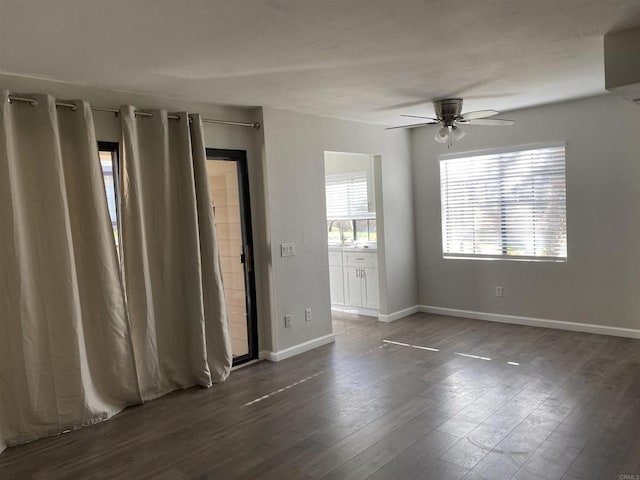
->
{"left": 365, "top": 429, "right": 460, "bottom": 480}
{"left": 321, "top": 408, "right": 447, "bottom": 480}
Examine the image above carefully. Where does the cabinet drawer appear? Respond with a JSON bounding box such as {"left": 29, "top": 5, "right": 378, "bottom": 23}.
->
{"left": 344, "top": 251, "right": 377, "bottom": 268}
{"left": 328, "top": 251, "right": 343, "bottom": 266}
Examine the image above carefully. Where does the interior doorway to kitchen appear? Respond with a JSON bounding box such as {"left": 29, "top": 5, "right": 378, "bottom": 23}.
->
{"left": 324, "top": 151, "right": 382, "bottom": 320}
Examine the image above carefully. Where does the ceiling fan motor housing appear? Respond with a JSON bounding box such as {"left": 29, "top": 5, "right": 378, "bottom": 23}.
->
{"left": 434, "top": 98, "right": 463, "bottom": 126}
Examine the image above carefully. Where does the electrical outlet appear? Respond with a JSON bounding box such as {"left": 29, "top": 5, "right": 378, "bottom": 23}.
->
{"left": 281, "top": 242, "right": 296, "bottom": 257}
{"left": 305, "top": 308, "right": 312, "bottom": 322}
{"left": 284, "top": 314, "right": 292, "bottom": 328}
{"left": 496, "top": 286, "right": 503, "bottom": 297}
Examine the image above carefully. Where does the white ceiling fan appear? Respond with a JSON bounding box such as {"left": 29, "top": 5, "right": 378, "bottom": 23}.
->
{"left": 386, "top": 98, "right": 515, "bottom": 147}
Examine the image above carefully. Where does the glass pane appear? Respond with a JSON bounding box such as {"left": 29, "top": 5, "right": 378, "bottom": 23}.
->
{"left": 355, "top": 219, "right": 377, "bottom": 244}
{"left": 206, "top": 160, "right": 249, "bottom": 358}
{"left": 99, "top": 150, "right": 119, "bottom": 246}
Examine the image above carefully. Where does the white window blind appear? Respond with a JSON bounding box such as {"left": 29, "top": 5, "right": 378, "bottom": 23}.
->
{"left": 325, "top": 171, "right": 373, "bottom": 219}
{"left": 440, "top": 143, "right": 567, "bottom": 261}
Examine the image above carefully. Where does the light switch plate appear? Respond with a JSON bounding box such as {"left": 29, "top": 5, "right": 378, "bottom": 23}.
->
{"left": 281, "top": 242, "right": 296, "bottom": 257}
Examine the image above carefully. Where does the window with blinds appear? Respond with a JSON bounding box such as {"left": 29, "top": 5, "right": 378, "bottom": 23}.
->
{"left": 440, "top": 143, "right": 567, "bottom": 261}
{"left": 325, "top": 171, "right": 373, "bottom": 219}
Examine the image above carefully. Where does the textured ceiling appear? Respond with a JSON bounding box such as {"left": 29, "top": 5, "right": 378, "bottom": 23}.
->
{"left": 1, "top": 0, "right": 639, "bottom": 125}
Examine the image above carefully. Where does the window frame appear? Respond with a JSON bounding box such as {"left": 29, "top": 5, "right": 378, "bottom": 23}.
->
{"left": 439, "top": 141, "right": 568, "bottom": 263}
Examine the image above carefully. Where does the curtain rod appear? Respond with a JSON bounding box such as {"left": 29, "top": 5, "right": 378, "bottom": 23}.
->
{"left": 7, "top": 95, "right": 261, "bottom": 129}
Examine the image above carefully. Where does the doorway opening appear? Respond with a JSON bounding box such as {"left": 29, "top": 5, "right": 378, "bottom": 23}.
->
{"left": 324, "top": 151, "right": 381, "bottom": 321}
{"left": 206, "top": 148, "right": 258, "bottom": 365}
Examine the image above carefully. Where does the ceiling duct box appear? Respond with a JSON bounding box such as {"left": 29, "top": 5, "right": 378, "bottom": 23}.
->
{"left": 604, "top": 27, "right": 640, "bottom": 104}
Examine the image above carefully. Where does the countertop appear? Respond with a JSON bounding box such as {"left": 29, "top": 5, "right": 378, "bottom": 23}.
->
{"left": 328, "top": 245, "right": 378, "bottom": 253}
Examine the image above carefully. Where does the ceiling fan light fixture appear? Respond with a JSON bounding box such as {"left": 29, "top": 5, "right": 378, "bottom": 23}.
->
{"left": 450, "top": 126, "right": 466, "bottom": 142}
{"left": 434, "top": 126, "right": 449, "bottom": 143}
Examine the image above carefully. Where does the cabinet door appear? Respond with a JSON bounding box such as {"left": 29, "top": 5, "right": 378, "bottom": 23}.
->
{"left": 328, "top": 251, "right": 343, "bottom": 266}
{"left": 344, "top": 266, "right": 363, "bottom": 307}
{"left": 361, "top": 267, "right": 379, "bottom": 309}
{"left": 329, "top": 264, "right": 345, "bottom": 305}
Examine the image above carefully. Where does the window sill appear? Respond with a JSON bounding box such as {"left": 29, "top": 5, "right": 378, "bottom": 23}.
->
{"left": 442, "top": 254, "right": 566, "bottom": 263}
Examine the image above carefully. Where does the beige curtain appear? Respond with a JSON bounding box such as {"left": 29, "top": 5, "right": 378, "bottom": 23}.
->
{"left": 120, "top": 107, "right": 232, "bottom": 401}
{"left": 0, "top": 91, "right": 141, "bottom": 453}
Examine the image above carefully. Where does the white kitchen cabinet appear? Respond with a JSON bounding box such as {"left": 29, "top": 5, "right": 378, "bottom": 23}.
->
{"left": 328, "top": 251, "right": 343, "bottom": 265}
{"left": 341, "top": 252, "right": 379, "bottom": 310}
{"left": 329, "top": 264, "right": 345, "bottom": 305}
{"left": 344, "top": 266, "right": 362, "bottom": 306}
{"left": 330, "top": 249, "right": 379, "bottom": 312}
{"left": 362, "top": 266, "right": 379, "bottom": 309}
{"left": 329, "top": 250, "right": 345, "bottom": 305}
{"left": 343, "top": 265, "right": 379, "bottom": 310}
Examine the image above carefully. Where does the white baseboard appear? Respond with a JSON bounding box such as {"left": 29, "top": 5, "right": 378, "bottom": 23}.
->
{"left": 378, "top": 305, "right": 421, "bottom": 323}
{"left": 331, "top": 305, "right": 379, "bottom": 317}
{"left": 259, "top": 333, "right": 335, "bottom": 362}
{"left": 420, "top": 305, "right": 640, "bottom": 339}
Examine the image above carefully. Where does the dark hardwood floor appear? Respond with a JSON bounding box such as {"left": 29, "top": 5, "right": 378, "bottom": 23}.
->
{"left": 2, "top": 312, "right": 640, "bottom": 480}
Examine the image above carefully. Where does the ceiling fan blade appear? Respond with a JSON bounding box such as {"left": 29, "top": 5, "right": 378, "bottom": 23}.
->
{"left": 459, "top": 109, "right": 500, "bottom": 120}
{"left": 401, "top": 114, "right": 439, "bottom": 122}
{"left": 464, "top": 118, "right": 515, "bottom": 126}
{"left": 385, "top": 122, "right": 437, "bottom": 130}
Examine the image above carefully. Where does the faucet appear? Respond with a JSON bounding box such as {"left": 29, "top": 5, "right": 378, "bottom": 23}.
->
{"left": 328, "top": 220, "right": 345, "bottom": 244}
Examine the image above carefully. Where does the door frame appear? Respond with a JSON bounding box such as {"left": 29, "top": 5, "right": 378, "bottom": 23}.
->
{"left": 205, "top": 148, "right": 258, "bottom": 366}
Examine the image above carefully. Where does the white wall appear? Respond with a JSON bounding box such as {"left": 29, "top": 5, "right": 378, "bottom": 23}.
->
{"left": 0, "top": 73, "right": 274, "bottom": 352}
{"left": 261, "top": 107, "right": 418, "bottom": 352}
{"left": 412, "top": 94, "right": 640, "bottom": 330}
{"left": 324, "top": 152, "right": 373, "bottom": 176}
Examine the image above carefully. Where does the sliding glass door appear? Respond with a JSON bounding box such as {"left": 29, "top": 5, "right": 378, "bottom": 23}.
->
{"left": 205, "top": 149, "right": 258, "bottom": 365}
